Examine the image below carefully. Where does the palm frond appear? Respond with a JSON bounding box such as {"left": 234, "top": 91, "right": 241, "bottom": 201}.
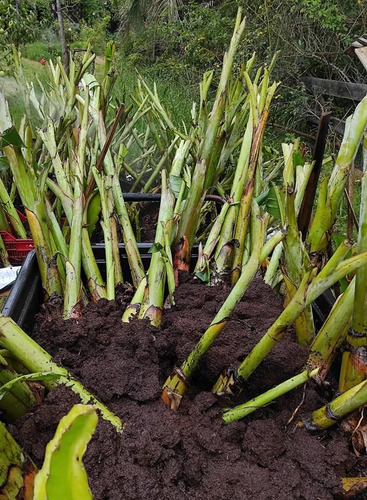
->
{"left": 148, "top": 0, "right": 183, "bottom": 21}
{"left": 118, "top": 0, "right": 183, "bottom": 34}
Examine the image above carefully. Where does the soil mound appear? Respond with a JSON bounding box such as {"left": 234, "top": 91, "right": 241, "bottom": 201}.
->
{"left": 10, "top": 278, "right": 367, "bottom": 499}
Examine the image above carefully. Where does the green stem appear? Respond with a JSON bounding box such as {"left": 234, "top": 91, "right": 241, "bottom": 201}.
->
{"left": 307, "top": 95, "right": 367, "bottom": 252}
{"left": 163, "top": 207, "right": 284, "bottom": 409}
{"left": 47, "top": 179, "right": 107, "bottom": 301}
{"left": 308, "top": 279, "right": 355, "bottom": 383}
{"left": 2, "top": 145, "right": 36, "bottom": 209}
{"left": 309, "top": 377, "right": 367, "bottom": 430}
{"left": 202, "top": 9, "right": 246, "bottom": 188}
{"left": 282, "top": 141, "right": 314, "bottom": 345}
{"left": 219, "top": 247, "right": 367, "bottom": 397}
{"left": 98, "top": 114, "right": 144, "bottom": 287}
{"left": 223, "top": 368, "right": 319, "bottom": 423}
{"left": 0, "top": 177, "right": 26, "bottom": 238}
{"left": 93, "top": 170, "right": 115, "bottom": 300}
{"left": 63, "top": 93, "right": 89, "bottom": 318}
{"left": 231, "top": 104, "right": 273, "bottom": 283}
{"left": 339, "top": 134, "right": 367, "bottom": 391}
{"left": 0, "top": 233, "right": 10, "bottom": 267}
{"left": 173, "top": 159, "right": 207, "bottom": 277}
{"left": 122, "top": 276, "right": 147, "bottom": 322}
{"left": 173, "top": 9, "right": 246, "bottom": 273}
{"left": 138, "top": 170, "right": 175, "bottom": 326}
{"left": 194, "top": 202, "right": 231, "bottom": 281}
{"left": 26, "top": 207, "right": 63, "bottom": 297}
{"left": 0, "top": 354, "right": 36, "bottom": 421}
{"left": 63, "top": 194, "right": 83, "bottom": 318}
{"left": 263, "top": 242, "right": 283, "bottom": 288}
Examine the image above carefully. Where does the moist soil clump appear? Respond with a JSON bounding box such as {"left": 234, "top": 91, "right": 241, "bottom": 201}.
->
{"left": 10, "top": 278, "right": 367, "bottom": 499}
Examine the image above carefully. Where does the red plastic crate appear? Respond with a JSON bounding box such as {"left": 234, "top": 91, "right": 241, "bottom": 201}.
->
{"left": 16, "top": 210, "right": 28, "bottom": 223}
{"left": 0, "top": 231, "right": 34, "bottom": 265}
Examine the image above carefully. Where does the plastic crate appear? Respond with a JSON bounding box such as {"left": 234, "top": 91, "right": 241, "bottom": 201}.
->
{"left": 16, "top": 210, "right": 27, "bottom": 223}
{"left": 0, "top": 230, "right": 34, "bottom": 265}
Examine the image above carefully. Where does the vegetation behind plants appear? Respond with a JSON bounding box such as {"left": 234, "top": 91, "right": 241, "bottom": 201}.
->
{"left": 2, "top": 0, "right": 367, "bottom": 129}
{"left": 120, "top": 1, "right": 367, "bottom": 127}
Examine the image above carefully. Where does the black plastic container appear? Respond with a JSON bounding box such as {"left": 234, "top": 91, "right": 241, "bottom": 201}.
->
{"left": 1, "top": 242, "right": 178, "bottom": 332}
{"left": 2, "top": 250, "right": 42, "bottom": 332}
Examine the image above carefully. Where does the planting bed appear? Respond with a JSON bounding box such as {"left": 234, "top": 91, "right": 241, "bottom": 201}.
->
{"left": 10, "top": 276, "right": 367, "bottom": 499}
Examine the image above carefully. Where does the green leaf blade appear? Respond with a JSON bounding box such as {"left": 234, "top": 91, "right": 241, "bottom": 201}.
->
{"left": 34, "top": 404, "right": 98, "bottom": 500}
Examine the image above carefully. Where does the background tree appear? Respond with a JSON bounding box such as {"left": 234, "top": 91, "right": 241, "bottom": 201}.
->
{"left": 55, "top": 0, "right": 68, "bottom": 71}
{"left": 0, "top": 0, "right": 38, "bottom": 47}
{"left": 119, "top": 0, "right": 367, "bottom": 128}
{"left": 118, "top": 0, "right": 183, "bottom": 34}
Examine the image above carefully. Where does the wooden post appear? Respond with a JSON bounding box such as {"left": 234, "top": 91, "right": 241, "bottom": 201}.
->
{"left": 298, "top": 111, "right": 331, "bottom": 240}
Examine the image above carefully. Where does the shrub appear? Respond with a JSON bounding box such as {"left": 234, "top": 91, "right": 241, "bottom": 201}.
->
{"left": 71, "top": 17, "right": 111, "bottom": 55}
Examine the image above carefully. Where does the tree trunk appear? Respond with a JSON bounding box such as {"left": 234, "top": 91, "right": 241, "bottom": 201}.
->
{"left": 55, "top": 0, "right": 69, "bottom": 74}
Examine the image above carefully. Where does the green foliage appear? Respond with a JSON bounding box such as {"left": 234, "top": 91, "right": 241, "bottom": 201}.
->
{"left": 112, "top": 61, "right": 195, "bottom": 125}
{"left": 123, "top": 3, "right": 236, "bottom": 80}
{"left": 0, "top": 0, "right": 38, "bottom": 47}
{"left": 0, "top": 371, "right": 63, "bottom": 401}
{"left": 0, "top": 46, "right": 12, "bottom": 76}
{"left": 0, "top": 125, "right": 25, "bottom": 148}
{"left": 34, "top": 0, "right": 54, "bottom": 25}
{"left": 13, "top": 0, "right": 113, "bottom": 61}
{"left": 81, "top": 0, "right": 111, "bottom": 24}
{"left": 117, "top": 3, "right": 239, "bottom": 125}
{"left": 120, "top": 0, "right": 367, "bottom": 128}
{"left": 72, "top": 17, "right": 112, "bottom": 55}
{"left": 256, "top": 185, "right": 281, "bottom": 221}
{"left": 293, "top": 0, "right": 347, "bottom": 31}
{"left": 34, "top": 404, "right": 98, "bottom": 500}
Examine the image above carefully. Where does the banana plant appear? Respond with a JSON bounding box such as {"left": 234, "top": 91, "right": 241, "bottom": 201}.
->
{"left": 34, "top": 404, "right": 98, "bottom": 500}
{"left": 0, "top": 420, "right": 37, "bottom": 499}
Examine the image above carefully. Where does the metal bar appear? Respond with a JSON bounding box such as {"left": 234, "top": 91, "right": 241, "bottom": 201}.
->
{"left": 120, "top": 193, "right": 226, "bottom": 204}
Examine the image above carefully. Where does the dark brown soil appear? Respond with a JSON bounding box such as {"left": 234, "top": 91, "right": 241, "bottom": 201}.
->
{"left": 10, "top": 277, "right": 367, "bottom": 499}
